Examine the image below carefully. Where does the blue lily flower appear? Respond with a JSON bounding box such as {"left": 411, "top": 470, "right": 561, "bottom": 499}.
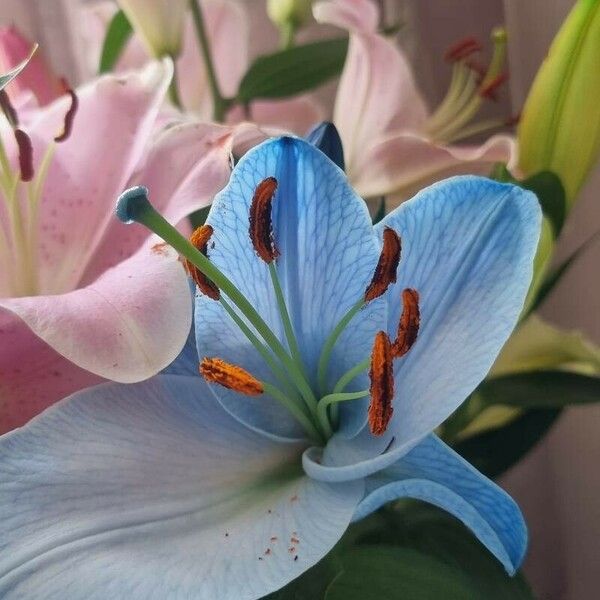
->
{"left": 0, "top": 136, "right": 541, "bottom": 599}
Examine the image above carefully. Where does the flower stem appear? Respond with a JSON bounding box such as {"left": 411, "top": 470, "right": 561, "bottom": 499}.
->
{"left": 316, "top": 390, "right": 369, "bottom": 438}
{"left": 189, "top": 0, "right": 228, "bottom": 121}
{"left": 333, "top": 358, "right": 370, "bottom": 394}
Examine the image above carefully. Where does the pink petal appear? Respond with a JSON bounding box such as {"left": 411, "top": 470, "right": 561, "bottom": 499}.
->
{"left": 27, "top": 60, "right": 171, "bottom": 295}
{"left": 0, "top": 26, "right": 62, "bottom": 106}
{"left": 177, "top": 0, "right": 248, "bottom": 117}
{"left": 351, "top": 132, "right": 517, "bottom": 199}
{"left": 226, "top": 96, "right": 324, "bottom": 137}
{"left": 0, "top": 237, "right": 192, "bottom": 385}
{"left": 80, "top": 121, "right": 235, "bottom": 285}
{"left": 313, "top": 0, "right": 379, "bottom": 34}
{"left": 0, "top": 310, "right": 103, "bottom": 434}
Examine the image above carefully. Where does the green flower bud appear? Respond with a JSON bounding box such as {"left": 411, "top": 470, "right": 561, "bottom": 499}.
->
{"left": 267, "top": 0, "right": 313, "bottom": 30}
{"left": 518, "top": 0, "right": 600, "bottom": 207}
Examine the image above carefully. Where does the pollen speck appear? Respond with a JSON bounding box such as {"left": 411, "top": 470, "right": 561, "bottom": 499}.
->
{"left": 185, "top": 225, "right": 220, "bottom": 300}
{"left": 200, "top": 357, "right": 263, "bottom": 395}
{"left": 368, "top": 331, "right": 394, "bottom": 436}
{"left": 392, "top": 288, "right": 420, "bottom": 358}
{"left": 151, "top": 242, "right": 169, "bottom": 256}
{"left": 364, "top": 228, "right": 401, "bottom": 303}
{"left": 249, "top": 177, "right": 279, "bottom": 263}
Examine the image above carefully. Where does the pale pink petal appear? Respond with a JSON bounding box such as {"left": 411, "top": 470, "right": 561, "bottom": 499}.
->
{"left": 25, "top": 60, "right": 171, "bottom": 295}
{"left": 313, "top": 0, "right": 379, "bottom": 34}
{"left": 0, "top": 310, "right": 103, "bottom": 434}
{"left": 178, "top": 0, "right": 248, "bottom": 117}
{"left": 0, "top": 26, "right": 62, "bottom": 105}
{"left": 316, "top": 15, "right": 428, "bottom": 176}
{"left": 0, "top": 237, "right": 192, "bottom": 384}
{"left": 226, "top": 96, "right": 324, "bottom": 136}
{"left": 80, "top": 121, "right": 235, "bottom": 284}
{"left": 351, "top": 132, "right": 517, "bottom": 199}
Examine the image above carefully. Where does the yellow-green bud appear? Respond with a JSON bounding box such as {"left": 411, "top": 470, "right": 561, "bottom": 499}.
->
{"left": 267, "top": 0, "right": 313, "bottom": 29}
{"left": 518, "top": 0, "right": 600, "bottom": 207}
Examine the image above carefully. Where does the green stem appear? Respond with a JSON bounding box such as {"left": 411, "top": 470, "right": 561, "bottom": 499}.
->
{"left": 334, "top": 358, "right": 370, "bottom": 394}
{"left": 316, "top": 390, "right": 369, "bottom": 438}
{"left": 189, "top": 0, "right": 228, "bottom": 121}
{"left": 280, "top": 22, "right": 295, "bottom": 49}
{"left": 317, "top": 299, "right": 365, "bottom": 395}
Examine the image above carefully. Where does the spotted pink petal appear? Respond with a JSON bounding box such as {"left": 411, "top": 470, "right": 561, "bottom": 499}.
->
{"left": 0, "top": 26, "right": 62, "bottom": 105}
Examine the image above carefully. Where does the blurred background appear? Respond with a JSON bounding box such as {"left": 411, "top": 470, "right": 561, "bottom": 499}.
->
{"left": 1, "top": 1, "right": 598, "bottom": 598}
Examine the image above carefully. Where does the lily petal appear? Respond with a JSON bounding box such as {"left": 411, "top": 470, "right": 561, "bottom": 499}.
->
{"left": 0, "top": 237, "right": 192, "bottom": 383}
{"left": 0, "top": 311, "right": 102, "bottom": 434}
{"left": 28, "top": 60, "right": 172, "bottom": 295}
{"left": 352, "top": 132, "right": 517, "bottom": 200}
{"left": 354, "top": 435, "right": 527, "bottom": 575}
{"left": 196, "top": 137, "right": 383, "bottom": 437}
{"left": 0, "top": 375, "right": 362, "bottom": 600}
{"left": 313, "top": 0, "right": 379, "bottom": 34}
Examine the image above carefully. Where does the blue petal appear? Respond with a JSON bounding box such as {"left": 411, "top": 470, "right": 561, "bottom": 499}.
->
{"left": 0, "top": 376, "right": 363, "bottom": 600}
{"left": 377, "top": 176, "right": 541, "bottom": 448}
{"left": 196, "top": 137, "right": 384, "bottom": 437}
{"left": 353, "top": 435, "right": 527, "bottom": 575}
{"left": 305, "top": 122, "right": 345, "bottom": 170}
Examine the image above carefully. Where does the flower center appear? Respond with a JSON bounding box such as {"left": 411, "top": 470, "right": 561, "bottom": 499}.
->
{"left": 117, "top": 179, "right": 420, "bottom": 444}
{"left": 0, "top": 84, "right": 77, "bottom": 297}
{"left": 424, "top": 28, "right": 513, "bottom": 144}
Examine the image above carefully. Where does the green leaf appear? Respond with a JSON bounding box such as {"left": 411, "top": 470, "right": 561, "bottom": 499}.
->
{"left": 0, "top": 44, "right": 38, "bottom": 91}
{"left": 99, "top": 10, "right": 133, "bottom": 74}
{"left": 328, "top": 503, "right": 533, "bottom": 600}
{"left": 454, "top": 408, "right": 561, "bottom": 478}
{"left": 479, "top": 370, "right": 600, "bottom": 408}
{"left": 521, "top": 171, "right": 566, "bottom": 237}
{"left": 237, "top": 38, "right": 348, "bottom": 102}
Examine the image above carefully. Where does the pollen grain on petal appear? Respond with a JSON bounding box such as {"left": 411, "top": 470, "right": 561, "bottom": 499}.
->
{"left": 368, "top": 331, "right": 394, "bottom": 436}
{"left": 364, "top": 227, "right": 401, "bottom": 303}
{"left": 392, "top": 288, "right": 420, "bottom": 358}
{"left": 54, "top": 82, "right": 78, "bottom": 143}
{"left": 249, "top": 176, "right": 279, "bottom": 263}
{"left": 200, "top": 357, "right": 264, "bottom": 396}
{"left": 185, "top": 224, "right": 220, "bottom": 300}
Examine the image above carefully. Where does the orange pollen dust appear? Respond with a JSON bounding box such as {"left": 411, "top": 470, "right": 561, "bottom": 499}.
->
{"left": 392, "top": 288, "right": 420, "bottom": 358}
{"left": 200, "top": 358, "right": 263, "bottom": 396}
{"left": 368, "top": 331, "right": 395, "bottom": 436}
{"left": 184, "top": 224, "right": 220, "bottom": 300}
{"left": 249, "top": 177, "right": 279, "bottom": 263}
{"left": 364, "top": 227, "right": 401, "bottom": 303}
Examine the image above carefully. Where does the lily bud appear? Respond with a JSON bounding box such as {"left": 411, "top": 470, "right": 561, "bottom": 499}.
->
{"left": 518, "top": 0, "right": 600, "bottom": 207}
{"left": 267, "top": 0, "right": 313, "bottom": 41}
{"left": 117, "top": 0, "right": 188, "bottom": 58}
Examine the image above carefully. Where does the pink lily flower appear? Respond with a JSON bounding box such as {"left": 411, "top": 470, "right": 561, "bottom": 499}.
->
{"left": 313, "top": 0, "right": 518, "bottom": 200}
{"left": 86, "top": 0, "right": 323, "bottom": 133}
{"left": 0, "top": 60, "right": 236, "bottom": 434}
{"left": 0, "top": 26, "right": 63, "bottom": 107}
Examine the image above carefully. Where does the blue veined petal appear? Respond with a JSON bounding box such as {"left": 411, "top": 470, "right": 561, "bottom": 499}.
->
{"left": 376, "top": 176, "right": 541, "bottom": 449}
{"left": 0, "top": 376, "right": 363, "bottom": 600}
{"left": 305, "top": 122, "right": 345, "bottom": 170}
{"left": 353, "top": 435, "right": 527, "bottom": 575}
{"left": 196, "top": 136, "right": 384, "bottom": 437}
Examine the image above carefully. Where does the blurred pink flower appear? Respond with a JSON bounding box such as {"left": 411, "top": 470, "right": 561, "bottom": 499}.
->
{"left": 0, "top": 26, "right": 62, "bottom": 106}
{"left": 86, "top": 0, "right": 323, "bottom": 134}
{"left": 314, "top": 0, "right": 517, "bottom": 199}
{"left": 0, "top": 60, "right": 235, "bottom": 433}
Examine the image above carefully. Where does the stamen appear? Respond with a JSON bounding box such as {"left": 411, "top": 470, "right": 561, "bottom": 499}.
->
{"left": 14, "top": 128, "right": 33, "bottom": 182}
{"left": 478, "top": 72, "right": 508, "bottom": 101}
{"left": 249, "top": 177, "right": 279, "bottom": 263}
{"left": 200, "top": 357, "right": 263, "bottom": 395}
{"left": 364, "top": 227, "right": 401, "bottom": 302}
{"left": 393, "top": 288, "right": 420, "bottom": 358}
{"left": 185, "top": 225, "right": 220, "bottom": 300}
{"left": 444, "top": 37, "right": 482, "bottom": 62}
{"left": 0, "top": 90, "right": 18, "bottom": 128}
{"left": 368, "top": 331, "right": 394, "bottom": 436}
{"left": 54, "top": 82, "right": 78, "bottom": 143}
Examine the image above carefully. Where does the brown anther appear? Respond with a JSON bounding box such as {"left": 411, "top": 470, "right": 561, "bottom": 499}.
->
{"left": 392, "top": 289, "right": 420, "bottom": 358}
{"left": 479, "top": 72, "right": 508, "bottom": 101}
{"left": 249, "top": 177, "right": 279, "bottom": 263}
{"left": 0, "top": 90, "right": 18, "bottom": 128}
{"left": 364, "top": 228, "right": 401, "bottom": 303}
{"left": 444, "top": 37, "right": 483, "bottom": 62}
{"left": 368, "top": 331, "right": 394, "bottom": 436}
{"left": 185, "top": 225, "right": 220, "bottom": 300}
{"left": 54, "top": 81, "right": 78, "bottom": 142}
{"left": 200, "top": 357, "right": 263, "bottom": 396}
{"left": 14, "top": 128, "right": 33, "bottom": 182}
